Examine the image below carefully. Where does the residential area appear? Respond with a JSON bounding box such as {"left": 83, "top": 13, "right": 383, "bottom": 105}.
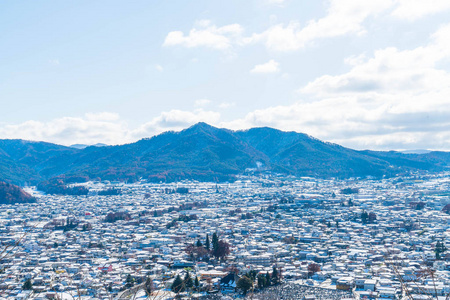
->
{"left": 1, "top": 172, "right": 450, "bottom": 299}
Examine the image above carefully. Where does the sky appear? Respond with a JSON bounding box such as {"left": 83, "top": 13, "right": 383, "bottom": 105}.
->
{"left": 1, "top": 0, "right": 450, "bottom": 150}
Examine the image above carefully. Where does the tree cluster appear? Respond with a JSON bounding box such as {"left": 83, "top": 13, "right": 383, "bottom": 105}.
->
{"left": 185, "top": 233, "right": 231, "bottom": 262}
{"left": 171, "top": 271, "right": 197, "bottom": 294}
{"left": 37, "top": 179, "right": 89, "bottom": 196}
{"left": 104, "top": 211, "right": 131, "bottom": 223}
{"left": 55, "top": 217, "right": 79, "bottom": 232}
{"left": 240, "top": 212, "right": 253, "bottom": 220}
{"left": 237, "top": 266, "right": 280, "bottom": 294}
{"left": 361, "top": 210, "right": 377, "bottom": 224}
{"left": 307, "top": 263, "right": 321, "bottom": 277}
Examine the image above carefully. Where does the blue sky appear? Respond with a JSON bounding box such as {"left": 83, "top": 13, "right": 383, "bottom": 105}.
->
{"left": 1, "top": 0, "right": 450, "bottom": 150}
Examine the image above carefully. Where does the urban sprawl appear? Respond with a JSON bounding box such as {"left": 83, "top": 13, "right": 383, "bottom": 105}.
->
{"left": 1, "top": 172, "right": 450, "bottom": 299}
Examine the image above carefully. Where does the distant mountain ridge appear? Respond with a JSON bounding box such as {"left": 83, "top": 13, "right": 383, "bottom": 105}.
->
{"left": 70, "top": 143, "right": 109, "bottom": 149}
{"left": 0, "top": 123, "right": 449, "bottom": 185}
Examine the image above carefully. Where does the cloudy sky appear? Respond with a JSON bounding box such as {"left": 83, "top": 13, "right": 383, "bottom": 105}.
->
{"left": 1, "top": 0, "right": 450, "bottom": 150}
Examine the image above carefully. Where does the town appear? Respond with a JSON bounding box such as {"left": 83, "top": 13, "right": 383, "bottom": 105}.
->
{"left": 1, "top": 172, "right": 450, "bottom": 299}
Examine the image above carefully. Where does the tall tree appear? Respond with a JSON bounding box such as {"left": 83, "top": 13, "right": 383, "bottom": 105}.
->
{"left": 184, "top": 271, "right": 193, "bottom": 289}
{"left": 171, "top": 275, "right": 185, "bottom": 293}
{"left": 265, "top": 272, "right": 271, "bottom": 287}
{"left": 257, "top": 274, "right": 266, "bottom": 289}
{"left": 212, "top": 232, "right": 219, "bottom": 252}
{"left": 237, "top": 276, "right": 253, "bottom": 294}
{"left": 212, "top": 240, "right": 231, "bottom": 260}
{"left": 205, "top": 234, "right": 210, "bottom": 251}
{"left": 435, "top": 241, "right": 447, "bottom": 260}
{"left": 144, "top": 277, "right": 153, "bottom": 296}
{"left": 23, "top": 279, "right": 32, "bottom": 290}
{"left": 271, "top": 266, "right": 279, "bottom": 284}
{"left": 361, "top": 210, "right": 368, "bottom": 224}
{"left": 194, "top": 276, "right": 200, "bottom": 290}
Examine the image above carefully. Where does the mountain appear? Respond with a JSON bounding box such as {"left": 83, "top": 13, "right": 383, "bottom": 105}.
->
{"left": 0, "top": 139, "right": 78, "bottom": 184}
{"left": 70, "top": 143, "right": 109, "bottom": 149}
{"left": 400, "top": 149, "right": 431, "bottom": 154}
{"left": 0, "top": 123, "right": 449, "bottom": 185}
{"left": 0, "top": 181, "right": 36, "bottom": 204}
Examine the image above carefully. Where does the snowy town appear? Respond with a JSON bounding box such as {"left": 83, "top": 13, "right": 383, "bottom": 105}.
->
{"left": 1, "top": 172, "right": 450, "bottom": 299}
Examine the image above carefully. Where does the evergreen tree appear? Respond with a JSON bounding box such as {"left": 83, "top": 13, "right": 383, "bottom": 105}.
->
{"left": 194, "top": 276, "right": 200, "bottom": 290}
{"left": 212, "top": 232, "right": 219, "bottom": 252}
{"left": 144, "top": 277, "right": 153, "bottom": 296}
{"left": 184, "top": 271, "right": 193, "bottom": 289}
{"left": 257, "top": 274, "right": 266, "bottom": 289}
{"left": 265, "top": 272, "right": 271, "bottom": 287}
{"left": 125, "top": 274, "right": 135, "bottom": 288}
{"left": 196, "top": 239, "right": 203, "bottom": 247}
{"left": 271, "top": 266, "right": 279, "bottom": 284}
{"left": 361, "top": 210, "right": 369, "bottom": 224}
{"left": 205, "top": 234, "right": 210, "bottom": 251}
{"left": 171, "top": 275, "right": 185, "bottom": 293}
{"left": 23, "top": 279, "right": 32, "bottom": 290}
{"left": 435, "top": 241, "right": 448, "bottom": 260}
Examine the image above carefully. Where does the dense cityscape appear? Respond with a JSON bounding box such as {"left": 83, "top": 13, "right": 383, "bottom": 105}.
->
{"left": 1, "top": 172, "right": 450, "bottom": 299}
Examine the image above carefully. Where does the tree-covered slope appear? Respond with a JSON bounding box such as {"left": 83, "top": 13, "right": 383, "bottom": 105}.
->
{"left": 0, "top": 123, "right": 449, "bottom": 185}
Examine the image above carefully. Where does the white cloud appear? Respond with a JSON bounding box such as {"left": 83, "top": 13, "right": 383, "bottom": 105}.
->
{"left": 155, "top": 64, "right": 164, "bottom": 72}
{"left": 163, "top": 20, "right": 244, "bottom": 50}
{"left": 247, "top": 24, "right": 449, "bottom": 150}
{"left": 0, "top": 110, "right": 221, "bottom": 146}
{"left": 163, "top": 0, "right": 395, "bottom": 53}
{"left": 221, "top": 93, "right": 450, "bottom": 150}
{"left": 2, "top": 94, "right": 450, "bottom": 150}
{"left": 250, "top": 59, "right": 280, "bottom": 74}
{"left": 301, "top": 23, "right": 450, "bottom": 98}
{"left": 162, "top": 1, "right": 450, "bottom": 54}
{"left": 391, "top": 0, "right": 450, "bottom": 21}
{"left": 0, "top": 113, "right": 129, "bottom": 146}
{"left": 218, "top": 24, "right": 450, "bottom": 151}
{"left": 194, "top": 98, "right": 212, "bottom": 107}
{"left": 246, "top": 0, "right": 394, "bottom": 51}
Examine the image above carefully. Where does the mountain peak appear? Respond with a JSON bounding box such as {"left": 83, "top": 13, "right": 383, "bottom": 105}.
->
{"left": 187, "top": 122, "right": 216, "bottom": 130}
{"left": 183, "top": 122, "right": 224, "bottom": 135}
